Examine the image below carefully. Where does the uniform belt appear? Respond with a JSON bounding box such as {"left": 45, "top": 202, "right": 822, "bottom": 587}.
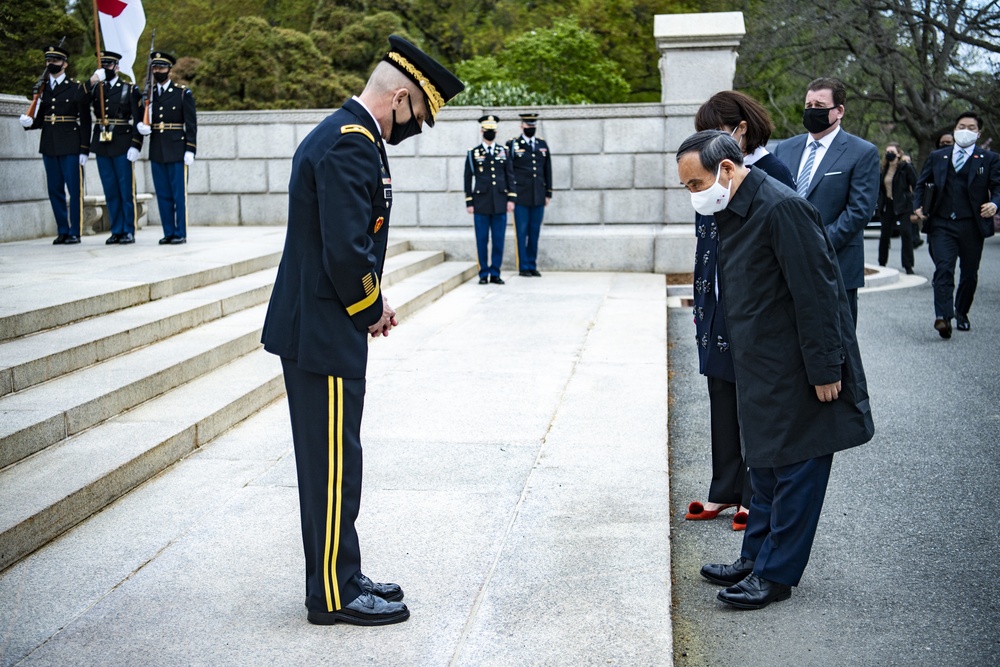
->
{"left": 43, "top": 115, "right": 78, "bottom": 123}
{"left": 98, "top": 119, "right": 132, "bottom": 126}
{"left": 153, "top": 123, "right": 184, "bottom": 131}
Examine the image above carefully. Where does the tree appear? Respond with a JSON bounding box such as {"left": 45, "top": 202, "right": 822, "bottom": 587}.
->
{"left": 1, "top": 0, "right": 86, "bottom": 96}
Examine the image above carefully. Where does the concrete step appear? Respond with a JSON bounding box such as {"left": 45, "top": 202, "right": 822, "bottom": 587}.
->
{"left": 389, "top": 261, "right": 481, "bottom": 319}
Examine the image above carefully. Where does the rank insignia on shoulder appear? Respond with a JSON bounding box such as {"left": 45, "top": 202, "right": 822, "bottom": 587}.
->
{"left": 341, "top": 124, "right": 375, "bottom": 143}
{"left": 374, "top": 216, "right": 384, "bottom": 233}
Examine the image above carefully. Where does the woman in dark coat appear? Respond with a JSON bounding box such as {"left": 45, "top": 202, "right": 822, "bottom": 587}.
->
{"left": 686, "top": 91, "right": 795, "bottom": 530}
{"left": 877, "top": 142, "right": 918, "bottom": 273}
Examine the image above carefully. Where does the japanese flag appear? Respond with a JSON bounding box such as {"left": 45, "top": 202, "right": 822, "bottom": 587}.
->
{"left": 97, "top": 0, "right": 146, "bottom": 82}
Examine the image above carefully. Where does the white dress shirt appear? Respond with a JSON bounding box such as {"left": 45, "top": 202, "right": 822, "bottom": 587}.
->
{"left": 351, "top": 95, "right": 382, "bottom": 138}
{"left": 797, "top": 125, "right": 841, "bottom": 186}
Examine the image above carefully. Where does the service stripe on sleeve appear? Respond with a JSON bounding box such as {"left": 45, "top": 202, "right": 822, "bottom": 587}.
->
{"left": 346, "top": 273, "right": 380, "bottom": 316}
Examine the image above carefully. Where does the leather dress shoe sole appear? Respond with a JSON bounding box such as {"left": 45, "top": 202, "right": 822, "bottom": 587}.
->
{"left": 700, "top": 557, "right": 754, "bottom": 586}
{"left": 934, "top": 318, "right": 952, "bottom": 339}
{"left": 956, "top": 315, "right": 970, "bottom": 331}
{"left": 307, "top": 592, "right": 409, "bottom": 626}
{"left": 717, "top": 573, "right": 791, "bottom": 610}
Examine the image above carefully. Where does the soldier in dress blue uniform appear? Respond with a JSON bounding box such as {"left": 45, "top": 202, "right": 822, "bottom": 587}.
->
{"left": 465, "top": 114, "right": 515, "bottom": 284}
{"left": 507, "top": 112, "right": 552, "bottom": 276}
{"left": 136, "top": 51, "right": 196, "bottom": 245}
{"left": 19, "top": 44, "right": 91, "bottom": 245}
{"left": 261, "top": 35, "right": 464, "bottom": 627}
{"left": 87, "top": 51, "right": 143, "bottom": 245}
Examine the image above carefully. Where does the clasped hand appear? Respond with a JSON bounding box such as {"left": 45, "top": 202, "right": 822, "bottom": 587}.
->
{"left": 368, "top": 295, "right": 397, "bottom": 338}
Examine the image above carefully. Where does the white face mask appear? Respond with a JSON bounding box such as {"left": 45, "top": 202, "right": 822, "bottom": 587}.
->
{"left": 954, "top": 128, "right": 978, "bottom": 148}
{"left": 690, "top": 166, "right": 732, "bottom": 216}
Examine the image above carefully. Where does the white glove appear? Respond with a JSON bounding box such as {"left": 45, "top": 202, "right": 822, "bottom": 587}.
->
{"left": 92, "top": 68, "right": 106, "bottom": 82}
{"left": 19, "top": 114, "right": 33, "bottom": 128}
{"left": 183, "top": 151, "right": 195, "bottom": 166}
{"left": 127, "top": 147, "right": 140, "bottom": 162}
{"left": 79, "top": 154, "right": 88, "bottom": 167}
{"left": 136, "top": 121, "right": 151, "bottom": 136}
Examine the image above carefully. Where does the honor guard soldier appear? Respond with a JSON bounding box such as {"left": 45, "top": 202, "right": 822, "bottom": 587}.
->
{"left": 261, "top": 35, "right": 464, "bottom": 627}
{"left": 88, "top": 51, "right": 143, "bottom": 244}
{"left": 136, "top": 51, "right": 196, "bottom": 245}
{"left": 507, "top": 112, "right": 552, "bottom": 276}
{"left": 19, "top": 44, "right": 91, "bottom": 245}
{"left": 465, "top": 114, "right": 515, "bottom": 284}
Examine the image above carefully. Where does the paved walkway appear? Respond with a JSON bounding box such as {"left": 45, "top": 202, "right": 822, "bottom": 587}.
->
{"left": 0, "top": 234, "right": 671, "bottom": 667}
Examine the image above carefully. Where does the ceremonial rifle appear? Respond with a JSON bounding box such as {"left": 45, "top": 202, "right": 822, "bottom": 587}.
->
{"left": 141, "top": 29, "right": 156, "bottom": 126}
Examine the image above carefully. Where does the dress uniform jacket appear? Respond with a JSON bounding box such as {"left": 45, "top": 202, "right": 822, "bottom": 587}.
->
{"left": 148, "top": 82, "right": 196, "bottom": 163}
{"left": 88, "top": 78, "right": 142, "bottom": 157}
{"left": 714, "top": 168, "right": 874, "bottom": 468}
{"left": 464, "top": 143, "right": 516, "bottom": 215}
{"left": 507, "top": 136, "right": 552, "bottom": 206}
{"left": 262, "top": 98, "right": 391, "bottom": 379}
{"left": 28, "top": 78, "right": 90, "bottom": 157}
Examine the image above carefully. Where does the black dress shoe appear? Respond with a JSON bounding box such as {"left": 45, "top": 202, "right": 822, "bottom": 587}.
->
{"left": 717, "top": 573, "right": 792, "bottom": 610}
{"left": 64, "top": 235, "right": 81, "bottom": 244}
{"left": 700, "top": 557, "right": 755, "bottom": 586}
{"left": 158, "top": 236, "right": 173, "bottom": 245}
{"left": 913, "top": 238, "right": 924, "bottom": 249}
{"left": 489, "top": 276, "right": 505, "bottom": 284}
{"left": 934, "top": 317, "right": 952, "bottom": 339}
{"left": 529, "top": 269, "right": 542, "bottom": 277}
{"left": 307, "top": 592, "right": 409, "bottom": 626}
{"left": 519, "top": 271, "right": 532, "bottom": 277}
{"left": 358, "top": 573, "right": 404, "bottom": 602}
{"left": 53, "top": 234, "right": 68, "bottom": 245}
{"left": 106, "top": 234, "right": 121, "bottom": 245}
{"left": 169, "top": 236, "right": 187, "bottom": 244}
{"left": 905, "top": 267, "right": 915, "bottom": 275}
{"left": 956, "top": 314, "right": 970, "bottom": 331}
{"left": 119, "top": 233, "right": 135, "bottom": 244}
{"left": 479, "top": 277, "right": 488, "bottom": 284}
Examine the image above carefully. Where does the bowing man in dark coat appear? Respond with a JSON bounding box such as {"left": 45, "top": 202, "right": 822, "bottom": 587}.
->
{"left": 261, "top": 35, "right": 464, "bottom": 627}
{"left": 677, "top": 130, "right": 875, "bottom": 610}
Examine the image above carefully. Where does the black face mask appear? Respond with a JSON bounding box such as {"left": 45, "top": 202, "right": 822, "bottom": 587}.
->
{"left": 523, "top": 126, "right": 536, "bottom": 138}
{"left": 483, "top": 129, "right": 496, "bottom": 141}
{"left": 802, "top": 107, "right": 836, "bottom": 134}
{"left": 388, "top": 96, "right": 422, "bottom": 146}
{"left": 103, "top": 67, "right": 117, "bottom": 81}
{"left": 153, "top": 71, "right": 169, "bottom": 84}
{"left": 47, "top": 62, "right": 63, "bottom": 75}
{"left": 885, "top": 151, "right": 897, "bottom": 162}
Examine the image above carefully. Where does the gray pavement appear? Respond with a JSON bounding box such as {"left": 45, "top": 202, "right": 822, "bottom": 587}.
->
{"left": 0, "top": 265, "right": 672, "bottom": 666}
{"left": 669, "top": 237, "right": 1000, "bottom": 666}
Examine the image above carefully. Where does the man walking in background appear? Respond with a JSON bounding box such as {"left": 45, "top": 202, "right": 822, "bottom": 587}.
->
{"left": 507, "top": 112, "right": 552, "bottom": 277}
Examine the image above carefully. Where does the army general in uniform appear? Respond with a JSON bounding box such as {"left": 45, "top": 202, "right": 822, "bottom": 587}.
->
{"left": 136, "top": 52, "right": 196, "bottom": 245}
{"left": 261, "top": 35, "right": 463, "bottom": 626}
{"left": 19, "top": 44, "right": 91, "bottom": 245}
{"left": 465, "top": 114, "right": 515, "bottom": 284}
{"left": 507, "top": 112, "right": 552, "bottom": 276}
{"left": 87, "top": 51, "right": 143, "bottom": 244}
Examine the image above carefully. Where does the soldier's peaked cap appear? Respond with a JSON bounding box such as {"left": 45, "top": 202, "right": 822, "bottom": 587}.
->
{"left": 44, "top": 44, "right": 70, "bottom": 59}
{"left": 519, "top": 112, "right": 539, "bottom": 124}
{"left": 479, "top": 114, "right": 499, "bottom": 129}
{"left": 100, "top": 51, "right": 123, "bottom": 62}
{"left": 151, "top": 52, "right": 176, "bottom": 67}
{"left": 383, "top": 35, "right": 464, "bottom": 127}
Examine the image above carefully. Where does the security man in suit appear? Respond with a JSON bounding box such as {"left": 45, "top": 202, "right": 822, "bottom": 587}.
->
{"left": 261, "top": 35, "right": 464, "bottom": 627}
{"left": 19, "top": 44, "right": 91, "bottom": 245}
{"left": 87, "top": 51, "right": 143, "bottom": 245}
{"left": 507, "top": 112, "right": 552, "bottom": 277}
{"left": 465, "top": 114, "right": 515, "bottom": 284}
{"left": 773, "top": 77, "right": 879, "bottom": 324}
{"left": 136, "top": 51, "right": 196, "bottom": 245}
{"left": 914, "top": 111, "right": 1000, "bottom": 338}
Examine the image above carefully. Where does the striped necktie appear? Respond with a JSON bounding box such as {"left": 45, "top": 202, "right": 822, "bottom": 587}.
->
{"left": 954, "top": 149, "right": 967, "bottom": 172}
{"left": 796, "top": 140, "right": 821, "bottom": 197}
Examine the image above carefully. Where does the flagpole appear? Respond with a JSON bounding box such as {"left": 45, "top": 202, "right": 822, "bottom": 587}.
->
{"left": 92, "top": 0, "right": 110, "bottom": 141}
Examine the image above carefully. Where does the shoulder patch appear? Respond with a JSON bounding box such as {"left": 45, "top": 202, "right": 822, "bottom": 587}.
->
{"left": 341, "top": 124, "right": 375, "bottom": 143}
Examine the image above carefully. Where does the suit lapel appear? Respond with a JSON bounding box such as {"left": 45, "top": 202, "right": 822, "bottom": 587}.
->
{"left": 807, "top": 132, "right": 847, "bottom": 198}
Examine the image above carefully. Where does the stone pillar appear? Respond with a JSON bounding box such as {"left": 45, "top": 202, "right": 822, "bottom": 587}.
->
{"left": 654, "top": 12, "right": 746, "bottom": 105}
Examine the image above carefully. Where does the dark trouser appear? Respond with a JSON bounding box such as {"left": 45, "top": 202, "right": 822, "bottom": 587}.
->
{"left": 878, "top": 207, "right": 914, "bottom": 270}
{"left": 513, "top": 204, "right": 544, "bottom": 271}
{"left": 707, "top": 376, "right": 752, "bottom": 508}
{"left": 42, "top": 154, "right": 83, "bottom": 236}
{"left": 474, "top": 213, "right": 506, "bottom": 278}
{"left": 97, "top": 153, "right": 136, "bottom": 236}
{"left": 150, "top": 160, "right": 188, "bottom": 239}
{"left": 281, "top": 358, "right": 365, "bottom": 612}
{"left": 846, "top": 288, "right": 858, "bottom": 326}
{"left": 928, "top": 217, "right": 984, "bottom": 319}
{"left": 741, "top": 454, "right": 834, "bottom": 586}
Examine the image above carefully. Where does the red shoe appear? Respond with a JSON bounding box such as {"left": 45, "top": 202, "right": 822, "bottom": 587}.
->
{"left": 732, "top": 510, "right": 749, "bottom": 531}
{"left": 685, "top": 501, "right": 735, "bottom": 520}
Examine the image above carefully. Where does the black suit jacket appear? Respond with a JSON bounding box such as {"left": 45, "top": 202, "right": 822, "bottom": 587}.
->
{"left": 88, "top": 78, "right": 143, "bottom": 157}
{"left": 877, "top": 160, "right": 916, "bottom": 217}
{"left": 148, "top": 81, "right": 197, "bottom": 163}
{"left": 26, "top": 77, "right": 90, "bottom": 157}
{"left": 914, "top": 145, "right": 1000, "bottom": 238}
{"left": 464, "top": 143, "right": 516, "bottom": 214}
{"left": 262, "top": 98, "right": 392, "bottom": 379}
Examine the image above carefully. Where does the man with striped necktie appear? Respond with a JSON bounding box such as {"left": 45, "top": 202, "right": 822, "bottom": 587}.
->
{"left": 774, "top": 78, "right": 879, "bottom": 325}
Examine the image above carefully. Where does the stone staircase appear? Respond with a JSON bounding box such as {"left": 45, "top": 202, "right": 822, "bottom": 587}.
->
{"left": 0, "top": 238, "right": 477, "bottom": 573}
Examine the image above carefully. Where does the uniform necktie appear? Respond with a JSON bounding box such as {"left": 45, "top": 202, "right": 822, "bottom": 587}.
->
{"left": 797, "top": 140, "right": 821, "bottom": 197}
{"left": 954, "top": 149, "right": 967, "bottom": 172}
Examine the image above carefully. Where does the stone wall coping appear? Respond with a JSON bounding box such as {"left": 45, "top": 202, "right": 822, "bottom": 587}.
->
{"left": 654, "top": 12, "right": 746, "bottom": 48}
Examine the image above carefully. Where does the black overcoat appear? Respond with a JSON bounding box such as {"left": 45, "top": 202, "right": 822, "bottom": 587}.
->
{"left": 714, "top": 168, "right": 874, "bottom": 468}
